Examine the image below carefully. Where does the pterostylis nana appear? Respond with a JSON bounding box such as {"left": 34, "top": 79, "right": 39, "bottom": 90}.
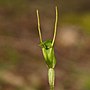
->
{"left": 36, "top": 6, "right": 58, "bottom": 90}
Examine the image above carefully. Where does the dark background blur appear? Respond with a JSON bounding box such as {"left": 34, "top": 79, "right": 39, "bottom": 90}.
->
{"left": 0, "top": 0, "right": 90, "bottom": 90}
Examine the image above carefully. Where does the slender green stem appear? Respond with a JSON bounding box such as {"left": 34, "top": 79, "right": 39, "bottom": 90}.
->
{"left": 50, "top": 85, "right": 54, "bottom": 90}
{"left": 48, "top": 68, "right": 55, "bottom": 90}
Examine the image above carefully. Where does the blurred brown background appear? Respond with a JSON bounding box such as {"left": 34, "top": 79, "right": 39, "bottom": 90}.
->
{"left": 0, "top": 0, "right": 90, "bottom": 90}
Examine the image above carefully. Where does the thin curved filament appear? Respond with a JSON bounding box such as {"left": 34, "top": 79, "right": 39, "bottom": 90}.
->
{"left": 52, "top": 6, "right": 58, "bottom": 46}
{"left": 36, "top": 10, "right": 42, "bottom": 43}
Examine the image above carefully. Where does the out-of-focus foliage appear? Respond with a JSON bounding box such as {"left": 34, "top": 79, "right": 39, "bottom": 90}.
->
{"left": 61, "top": 13, "right": 90, "bottom": 34}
